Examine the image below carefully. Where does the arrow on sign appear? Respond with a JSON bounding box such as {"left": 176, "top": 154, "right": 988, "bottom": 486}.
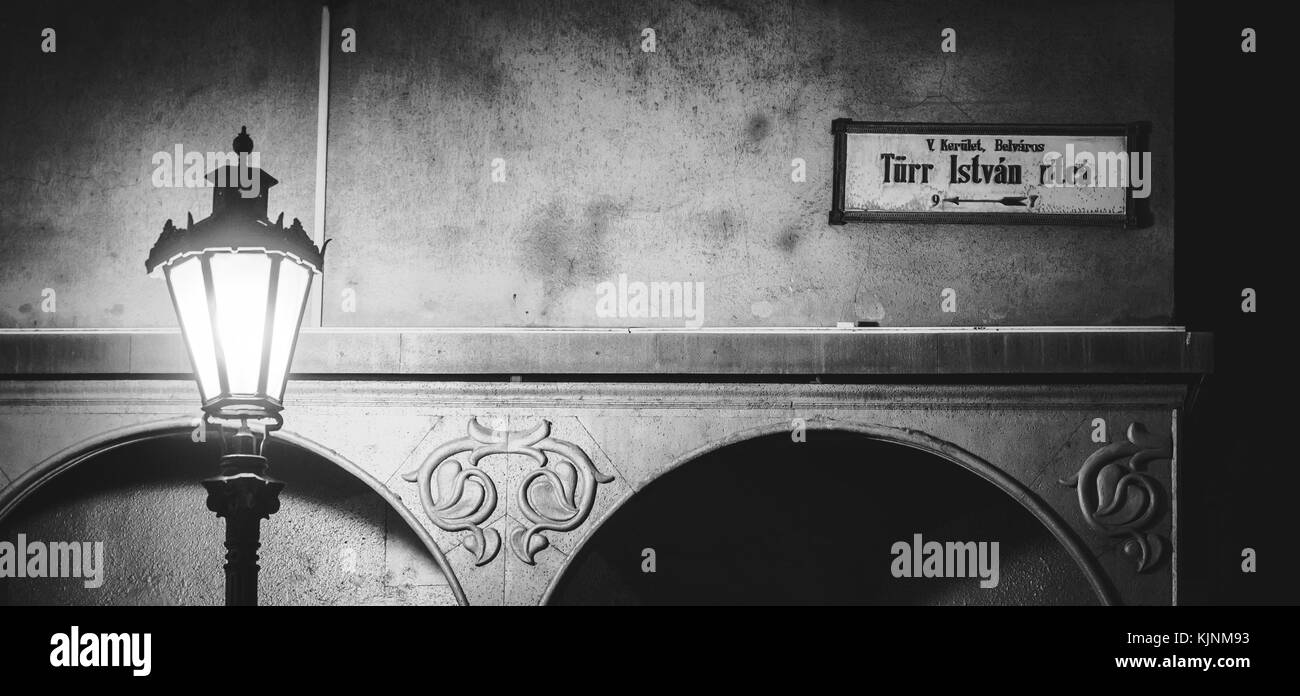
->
{"left": 942, "top": 196, "right": 1033, "bottom": 207}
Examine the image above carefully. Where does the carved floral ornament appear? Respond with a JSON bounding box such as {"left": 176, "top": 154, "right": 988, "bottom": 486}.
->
{"left": 1060, "top": 422, "right": 1172, "bottom": 573}
{"left": 402, "top": 418, "right": 614, "bottom": 566}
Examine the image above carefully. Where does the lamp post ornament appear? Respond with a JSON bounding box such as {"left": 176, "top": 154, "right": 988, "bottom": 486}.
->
{"left": 146, "top": 127, "right": 325, "bottom": 606}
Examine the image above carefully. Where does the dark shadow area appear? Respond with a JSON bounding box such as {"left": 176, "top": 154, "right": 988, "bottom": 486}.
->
{"left": 550, "top": 431, "right": 1099, "bottom": 605}
{"left": 0, "top": 435, "right": 451, "bottom": 606}
{"left": 1173, "top": 0, "right": 1295, "bottom": 605}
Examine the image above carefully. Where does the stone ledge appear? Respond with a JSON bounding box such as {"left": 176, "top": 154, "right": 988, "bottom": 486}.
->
{"left": 0, "top": 327, "right": 1212, "bottom": 377}
{"left": 0, "top": 379, "right": 1189, "bottom": 410}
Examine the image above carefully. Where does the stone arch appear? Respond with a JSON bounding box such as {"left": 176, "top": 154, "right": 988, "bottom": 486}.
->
{"left": 543, "top": 419, "right": 1118, "bottom": 605}
{"left": 0, "top": 416, "right": 467, "bottom": 606}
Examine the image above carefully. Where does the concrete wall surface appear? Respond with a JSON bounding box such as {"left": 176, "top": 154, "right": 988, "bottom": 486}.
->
{"left": 0, "top": 379, "right": 1183, "bottom": 605}
{"left": 0, "top": 434, "right": 454, "bottom": 605}
{"left": 2, "top": 0, "right": 1174, "bottom": 329}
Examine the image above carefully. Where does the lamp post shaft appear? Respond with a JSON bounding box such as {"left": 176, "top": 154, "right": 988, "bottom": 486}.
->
{"left": 203, "top": 448, "right": 283, "bottom": 606}
{"left": 220, "top": 509, "right": 263, "bottom": 606}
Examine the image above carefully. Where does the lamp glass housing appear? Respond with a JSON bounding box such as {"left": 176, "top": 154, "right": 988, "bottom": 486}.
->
{"left": 161, "top": 247, "right": 315, "bottom": 422}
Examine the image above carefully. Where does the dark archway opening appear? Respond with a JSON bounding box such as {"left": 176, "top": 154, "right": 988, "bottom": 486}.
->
{"left": 0, "top": 434, "right": 452, "bottom": 606}
{"left": 550, "top": 430, "right": 1099, "bottom": 605}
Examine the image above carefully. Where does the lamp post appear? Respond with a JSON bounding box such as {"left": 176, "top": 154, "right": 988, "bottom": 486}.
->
{"left": 146, "top": 127, "right": 324, "bottom": 606}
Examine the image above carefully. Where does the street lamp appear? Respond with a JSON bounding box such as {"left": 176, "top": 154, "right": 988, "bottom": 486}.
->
{"left": 146, "top": 127, "right": 324, "bottom": 606}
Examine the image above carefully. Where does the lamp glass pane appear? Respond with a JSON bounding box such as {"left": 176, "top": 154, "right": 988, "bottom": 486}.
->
{"left": 265, "top": 260, "right": 311, "bottom": 402}
{"left": 167, "top": 257, "right": 221, "bottom": 401}
{"left": 209, "top": 251, "right": 272, "bottom": 395}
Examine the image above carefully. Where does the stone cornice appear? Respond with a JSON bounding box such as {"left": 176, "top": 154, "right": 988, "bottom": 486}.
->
{"left": 0, "top": 327, "right": 1211, "bottom": 377}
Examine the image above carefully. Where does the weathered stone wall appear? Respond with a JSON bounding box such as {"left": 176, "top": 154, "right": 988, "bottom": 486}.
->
{"left": 0, "top": 434, "right": 454, "bottom": 606}
{"left": 2, "top": 0, "right": 1174, "bottom": 329}
{"left": 0, "top": 379, "right": 1182, "bottom": 605}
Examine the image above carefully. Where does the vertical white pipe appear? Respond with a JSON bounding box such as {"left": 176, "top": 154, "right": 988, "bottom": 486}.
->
{"left": 313, "top": 5, "right": 331, "bottom": 326}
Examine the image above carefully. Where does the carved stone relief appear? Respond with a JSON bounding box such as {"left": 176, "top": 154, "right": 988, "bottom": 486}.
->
{"left": 1060, "top": 422, "right": 1172, "bottom": 573}
{"left": 402, "top": 418, "right": 614, "bottom": 566}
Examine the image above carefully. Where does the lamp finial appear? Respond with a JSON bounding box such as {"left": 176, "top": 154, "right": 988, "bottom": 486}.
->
{"left": 233, "top": 126, "right": 253, "bottom": 154}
